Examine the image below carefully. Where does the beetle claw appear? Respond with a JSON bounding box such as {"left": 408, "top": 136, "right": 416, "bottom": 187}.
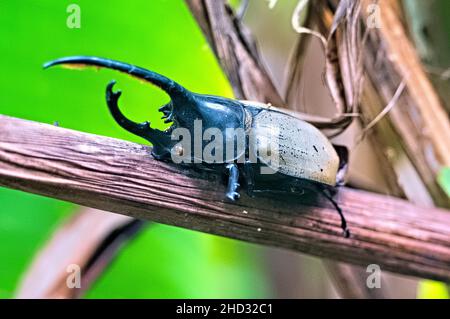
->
{"left": 343, "top": 228, "right": 351, "bottom": 238}
{"left": 225, "top": 163, "right": 240, "bottom": 201}
{"left": 159, "top": 104, "right": 174, "bottom": 123}
{"left": 159, "top": 104, "right": 171, "bottom": 112}
{"left": 226, "top": 191, "right": 240, "bottom": 201}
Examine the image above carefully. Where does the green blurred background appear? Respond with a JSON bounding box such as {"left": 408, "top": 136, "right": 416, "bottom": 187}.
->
{"left": 0, "top": 0, "right": 271, "bottom": 298}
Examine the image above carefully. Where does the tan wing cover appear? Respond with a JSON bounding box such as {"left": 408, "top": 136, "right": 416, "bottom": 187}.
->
{"left": 251, "top": 110, "right": 339, "bottom": 186}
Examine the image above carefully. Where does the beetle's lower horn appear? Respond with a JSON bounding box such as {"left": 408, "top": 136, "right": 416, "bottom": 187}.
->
{"left": 44, "top": 56, "right": 189, "bottom": 102}
{"left": 105, "top": 80, "right": 173, "bottom": 158}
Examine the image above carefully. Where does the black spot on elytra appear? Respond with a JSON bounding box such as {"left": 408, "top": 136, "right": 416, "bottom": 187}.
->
{"left": 313, "top": 145, "right": 318, "bottom": 152}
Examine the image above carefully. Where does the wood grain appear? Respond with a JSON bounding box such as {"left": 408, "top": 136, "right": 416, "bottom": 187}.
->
{"left": 1, "top": 115, "right": 450, "bottom": 281}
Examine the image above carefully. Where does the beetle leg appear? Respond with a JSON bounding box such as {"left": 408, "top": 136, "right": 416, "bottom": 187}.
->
{"left": 320, "top": 187, "right": 350, "bottom": 238}
{"left": 225, "top": 163, "right": 240, "bottom": 201}
{"left": 243, "top": 161, "right": 255, "bottom": 197}
{"left": 106, "top": 81, "right": 172, "bottom": 159}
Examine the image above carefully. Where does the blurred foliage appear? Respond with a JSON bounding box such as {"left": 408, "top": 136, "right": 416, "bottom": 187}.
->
{"left": 417, "top": 280, "right": 449, "bottom": 299}
{"left": 0, "top": 0, "right": 270, "bottom": 298}
{"left": 437, "top": 167, "right": 450, "bottom": 198}
{"left": 403, "top": 0, "right": 450, "bottom": 67}
{"left": 420, "top": 168, "right": 450, "bottom": 299}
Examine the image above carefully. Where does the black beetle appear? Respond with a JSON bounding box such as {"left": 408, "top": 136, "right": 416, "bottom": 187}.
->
{"left": 44, "top": 56, "right": 350, "bottom": 237}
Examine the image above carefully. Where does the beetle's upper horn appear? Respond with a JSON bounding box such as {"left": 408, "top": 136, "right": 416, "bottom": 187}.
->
{"left": 44, "top": 56, "right": 189, "bottom": 100}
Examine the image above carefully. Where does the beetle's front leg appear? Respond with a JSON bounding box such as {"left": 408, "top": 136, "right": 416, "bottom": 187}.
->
{"left": 225, "top": 163, "right": 240, "bottom": 201}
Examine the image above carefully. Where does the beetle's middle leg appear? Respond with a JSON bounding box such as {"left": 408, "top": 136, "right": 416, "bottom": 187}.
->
{"left": 243, "top": 161, "right": 255, "bottom": 197}
{"left": 225, "top": 163, "right": 240, "bottom": 201}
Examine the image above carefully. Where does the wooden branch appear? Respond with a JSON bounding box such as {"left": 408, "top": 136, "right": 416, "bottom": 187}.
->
{"left": 1, "top": 115, "right": 450, "bottom": 282}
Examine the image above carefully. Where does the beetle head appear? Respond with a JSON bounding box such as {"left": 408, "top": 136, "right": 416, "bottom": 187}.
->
{"left": 45, "top": 56, "right": 245, "bottom": 160}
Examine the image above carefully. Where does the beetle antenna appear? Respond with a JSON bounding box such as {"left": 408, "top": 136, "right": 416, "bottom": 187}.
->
{"left": 44, "top": 56, "right": 190, "bottom": 102}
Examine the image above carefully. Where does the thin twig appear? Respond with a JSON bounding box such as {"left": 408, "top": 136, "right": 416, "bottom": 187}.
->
{"left": 356, "top": 80, "right": 407, "bottom": 144}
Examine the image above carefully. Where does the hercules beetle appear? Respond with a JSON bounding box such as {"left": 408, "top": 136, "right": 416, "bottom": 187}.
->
{"left": 44, "top": 56, "right": 350, "bottom": 237}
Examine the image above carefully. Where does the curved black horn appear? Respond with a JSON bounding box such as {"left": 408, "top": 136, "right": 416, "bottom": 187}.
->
{"left": 44, "top": 56, "right": 189, "bottom": 100}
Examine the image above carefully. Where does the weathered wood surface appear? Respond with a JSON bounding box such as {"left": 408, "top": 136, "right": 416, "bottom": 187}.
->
{"left": 1, "top": 115, "right": 450, "bottom": 281}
